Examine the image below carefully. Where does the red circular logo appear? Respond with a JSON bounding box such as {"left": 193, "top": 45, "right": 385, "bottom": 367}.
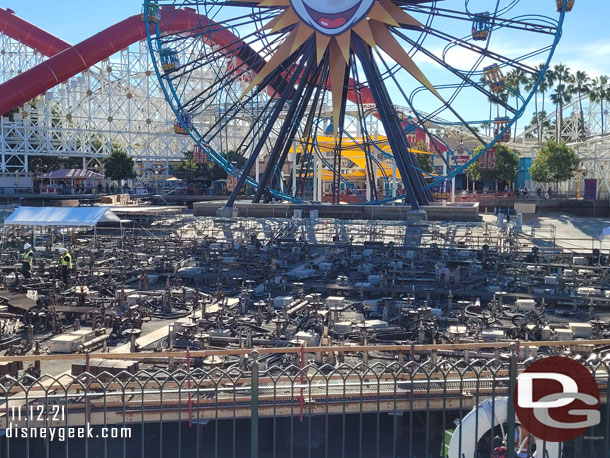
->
{"left": 514, "top": 356, "right": 600, "bottom": 442}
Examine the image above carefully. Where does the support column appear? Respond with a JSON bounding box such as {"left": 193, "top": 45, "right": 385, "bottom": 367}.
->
{"left": 292, "top": 142, "right": 297, "bottom": 197}
{"left": 451, "top": 176, "right": 456, "bottom": 203}
{"left": 392, "top": 158, "right": 397, "bottom": 199}
{"left": 317, "top": 154, "right": 323, "bottom": 202}
{"left": 1, "top": 116, "right": 6, "bottom": 173}
{"left": 250, "top": 351, "right": 259, "bottom": 458}
{"left": 313, "top": 154, "right": 318, "bottom": 201}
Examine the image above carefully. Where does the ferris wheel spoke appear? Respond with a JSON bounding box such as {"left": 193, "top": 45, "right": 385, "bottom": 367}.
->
{"left": 176, "top": 33, "right": 286, "bottom": 111}
{"left": 420, "top": 26, "right": 537, "bottom": 75}
{"left": 296, "top": 67, "right": 329, "bottom": 197}
{"left": 254, "top": 45, "right": 324, "bottom": 202}
{"left": 200, "top": 84, "right": 278, "bottom": 143}
{"left": 162, "top": 18, "right": 283, "bottom": 80}
{"left": 402, "top": 5, "right": 558, "bottom": 35}
{"left": 176, "top": 55, "right": 262, "bottom": 112}
{"left": 350, "top": 60, "right": 386, "bottom": 200}
{"left": 354, "top": 37, "right": 429, "bottom": 208}
{"left": 226, "top": 43, "right": 313, "bottom": 206}
{"left": 392, "top": 29, "right": 517, "bottom": 119}
{"left": 374, "top": 50, "right": 451, "bottom": 168}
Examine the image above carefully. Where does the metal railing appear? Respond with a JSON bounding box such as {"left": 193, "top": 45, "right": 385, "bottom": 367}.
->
{"left": 0, "top": 342, "right": 608, "bottom": 458}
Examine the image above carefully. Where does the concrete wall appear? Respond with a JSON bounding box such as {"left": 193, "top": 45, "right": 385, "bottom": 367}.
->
{"left": 0, "top": 174, "right": 33, "bottom": 192}
{"left": 193, "top": 201, "right": 480, "bottom": 222}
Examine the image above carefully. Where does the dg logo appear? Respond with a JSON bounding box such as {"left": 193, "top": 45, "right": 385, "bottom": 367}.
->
{"left": 514, "top": 356, "right": 600, "bottom": 442}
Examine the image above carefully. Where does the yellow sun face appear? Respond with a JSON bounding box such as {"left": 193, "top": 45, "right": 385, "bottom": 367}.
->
{"left": 239, "top": 0, "right": 442, "bottom": 140}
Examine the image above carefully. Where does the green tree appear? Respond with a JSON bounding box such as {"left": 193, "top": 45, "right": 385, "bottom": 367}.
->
{"left": 414, "top": 140, "right": 434, "bottom": 177}
{"left": 529, "top": 141, "right": 579, "bottom": 188}
{"left": 525, "top": 66, "right": 546, "bottom": 145}
{"left": 523, "top": 111, "right": 555, "bottom": 140}
{"left": 103, "top": 144, "right": 136, "bottom": 182}
{"left": 548, "top": 63, "right": 571, "bottom": 88}
{"left": 537, "top": 63, "right": 554, "bottom": 141}
{"left": 468, "top": 143, "right": 519, "bottom": 190}
{"left": 173, "top": 159, "right": 198, "bottom": 182}
{"left": 29, "top": 156, "right": 81, "bottom": 173}
{"left": 547, "top": 64, "right": 571, "bottom": 140}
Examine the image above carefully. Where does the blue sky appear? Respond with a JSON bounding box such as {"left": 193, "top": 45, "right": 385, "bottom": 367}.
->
{"left": 3, "top": 1, "right": 610, "bottom": 134}
{"left": 5, "top": 1, "right": 607, "bottom": 75}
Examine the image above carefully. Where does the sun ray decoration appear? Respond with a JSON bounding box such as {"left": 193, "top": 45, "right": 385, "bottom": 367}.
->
{"left": 242, "top": 0, "right": 442, "bottom": 146}
{"left": 145, "top": 0, "right": 567, "bottom": 208}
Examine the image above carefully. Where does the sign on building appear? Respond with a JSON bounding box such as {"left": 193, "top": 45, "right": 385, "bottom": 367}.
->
{"left": 478, "top": 148, "right": 496, "bottom": 170}
{"left": 192, "top": 145, "right": 208, "bottom": 165}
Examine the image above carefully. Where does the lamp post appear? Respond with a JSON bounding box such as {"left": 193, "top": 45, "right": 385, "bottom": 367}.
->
{"left": 576, "top": 165, "right": 586, "bottom": 199}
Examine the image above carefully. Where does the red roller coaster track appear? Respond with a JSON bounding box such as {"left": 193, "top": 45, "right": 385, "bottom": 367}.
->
{"left": 0, "top": 7, "right": 256, "bottom": 115}
{"left": 0, "top": 6, "right": 378, "bottom": 117}
{"left": 0, "top": 7, "right": 70, "bottom": 57}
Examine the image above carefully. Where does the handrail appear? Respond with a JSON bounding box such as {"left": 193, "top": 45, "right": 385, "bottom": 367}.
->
{"left": 3, "top": 338, "right": 609, "bottom": 363}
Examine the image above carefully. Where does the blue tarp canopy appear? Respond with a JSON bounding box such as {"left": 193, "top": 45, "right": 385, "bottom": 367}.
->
{"left": 4, "top": 206, "right": 121, "bottom": 227}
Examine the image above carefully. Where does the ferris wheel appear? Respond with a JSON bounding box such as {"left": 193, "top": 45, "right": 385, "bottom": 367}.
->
{"left": 144, "top": 0, "right": 572, "bottom": 208}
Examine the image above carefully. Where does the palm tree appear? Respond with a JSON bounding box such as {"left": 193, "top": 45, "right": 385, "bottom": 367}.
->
{"left": 550, "top": 83, "right": 572, "bottom": 140}
{"left": 547, "top": 64, "right": 571, "bottom": 140}
{"left": 590, "top": 76, "right": 609, "bottom": 135}
{"left": 536, "top": 63, "right": 554, "bottom": 142}
{"left": 524, "top": 71, "right": 540, "bottom": 143}
{"left": 480, "top": 75, "right": 507, "bottom": 136}
{"left": 567, "top": 71, "right": 592, "bottom": 139}
{"left": 480, "top": 75, "right": 493, "bottom": 136}
{"left": 549, "top": 63, "right": 571, "bottom": 87}
{"left": 481, "top": 120, "right": 492, "bottom": 136}
{"left": 505, "top": 69, "right": 528, "bottom": 138}
{"left": 523, "top": 111, "right": 551, "bottom": 139}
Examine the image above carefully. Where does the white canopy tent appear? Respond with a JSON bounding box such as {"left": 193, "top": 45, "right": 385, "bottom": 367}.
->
{"left": 2, "top": 206, "right": 123, "bottom": 249}
{"left": 4, "top": 207, "right": 121, "bottom": 227}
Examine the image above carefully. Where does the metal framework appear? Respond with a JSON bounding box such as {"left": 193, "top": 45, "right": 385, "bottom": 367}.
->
{"left": 0, "top": 31, "right": 251, "bottom": 177}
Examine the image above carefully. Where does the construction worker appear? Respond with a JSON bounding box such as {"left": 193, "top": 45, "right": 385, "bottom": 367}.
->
{"left": 60, "top": 248, "right": 72, "bottom": 285}
{"left": 21, "top": 243, "right": 33, "bottom": 279}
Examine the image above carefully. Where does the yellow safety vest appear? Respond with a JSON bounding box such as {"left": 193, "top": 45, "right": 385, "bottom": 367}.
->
{"left": 61, "top": 252, "right": 72, "bottom": 269}
{"left": 23, "top": 249, "right": 33, "bottom": 266}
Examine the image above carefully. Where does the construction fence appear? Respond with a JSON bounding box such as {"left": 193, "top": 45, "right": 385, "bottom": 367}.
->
{"left": 0, "top": 342, "right": 608, "bottom": 458}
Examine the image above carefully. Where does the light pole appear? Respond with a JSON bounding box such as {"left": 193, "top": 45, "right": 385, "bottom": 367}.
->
{"left": 576, "top": 165, "right": 586, "bottom": 199}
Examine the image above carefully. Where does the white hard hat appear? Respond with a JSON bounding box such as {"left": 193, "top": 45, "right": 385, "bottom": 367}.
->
{"left": 59, "top": 247, "right": 67, "bottom": 253}
{"left": 24, "top": 243, "right": 31, "bottom": 250}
